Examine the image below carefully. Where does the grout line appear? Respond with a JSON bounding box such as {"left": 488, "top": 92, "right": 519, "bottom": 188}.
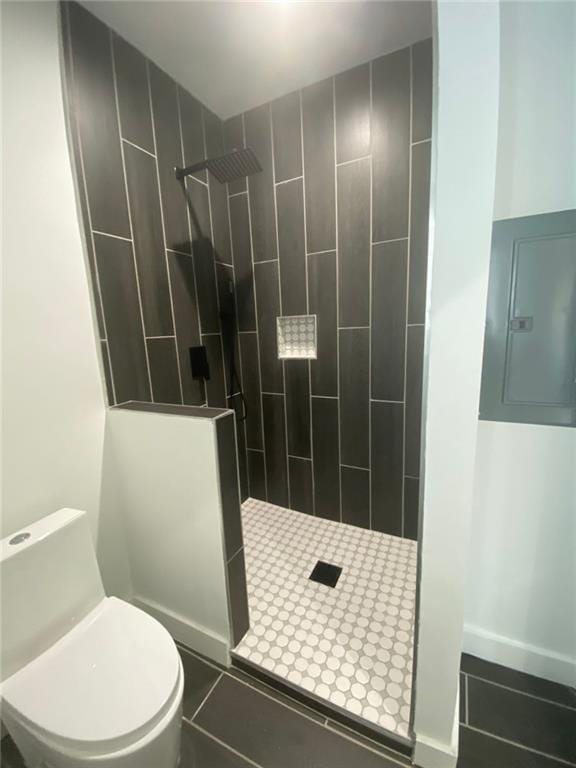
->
{"left": 460, "top": 725, "right": 576, "bottom": 766}
{"left": 333, "top": 75, "right": 343, "bottom": 525}
{"left": 405, "top": 474, "right": 420, "bottom": 480}
{"left": 185, "top": 722, "right": 264, "bottom": 768}
{"left": 372, "top": 237, "right": 409, "bottom": 247}
{"left": 275, "top": 174, "right": 303, "bottom": 186}
{"left": 407, "top": 323, "right": 425, "bottom": 327}
{"left": 146, "top": 60, "right": 184, "bottom": 404}
{"left": 238, "top": 329, "right": 258, "bottom": 334}
{"left": 229, "top": 189, "right": 248, "bottom": 198}
{"left": 121, "top": 136, "right": 155, "bottom": 158}
{"left": 242, "top": 112, "right": 270, "bottom": 502}
{"left": 311, "top": 394, "right": 338, "bottom": 400}
{"left": 186, "top": 172, "right": 209, "bottom": 189}
{"left": 464, "top": 673, "right": 576, "bottom": 712}
{"left": 261, "top": 391, "right": 284, "bottom": 396}
{"left": 253, "top": 258, "right": 279, "bottom": 265}
{"left": 289, "top": 454, "right": 312, "bottom": 461}
{"left": 339, "top": 326, "right": 370, "bottom": 330}
{"left": 336, "top": 154, "right": 372, "bottom": 167}
{"left": 226, "top": 544, "right": 244, "bottom": 564}
{"left": 189, "top": 672, "right": 224, "bottom": 722}
{"left": 201, "top": 332, "right": 221, "bottom": 337}
{"left": 341, "top": 463, "right": 370, "bottom": 472}
{"left": 64, "top": 4, "right": 118, "bottom": 405}
{"left": 110, "top": 31, "right": 154, "bottom": 401}
{"left": 371, "top": 398, "right": 404, "bottom": 404}
{"left": 248, "top": 447, "right": 265, "bottom": 453}
{"left": 146, "top": 335, "right": 175, "bottom": 340}
{"left": 269, "top": 102, "right": 292, "bottom": 511}
{"left": 411, "top": 138, "right": 432, "bottom": 146}
{"left": 307, "top": 248, "right": 337, "bottom": 257}
{"left": 166, "top": 247, "right": 192, "bottom": 257}
{"left": 92, "top": 229, "right": 132, "bottom": 243}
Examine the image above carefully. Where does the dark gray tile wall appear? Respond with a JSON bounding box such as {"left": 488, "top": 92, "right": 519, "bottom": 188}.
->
{"left": 225, "top": 41, "right": 431, "bottom": 536}
{"left": 64, "top": 0, "right": 431, "bottom": 537}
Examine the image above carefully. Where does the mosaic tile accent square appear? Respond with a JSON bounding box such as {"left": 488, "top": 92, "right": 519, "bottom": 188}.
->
{"left": 277, "top": 315, "right": 317, "bottom": 359}
{"left": 233, "top": 498, "right": 418, "bottom": 740}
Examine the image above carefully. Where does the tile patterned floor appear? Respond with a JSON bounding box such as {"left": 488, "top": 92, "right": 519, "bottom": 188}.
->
{"left": 233, "top": 498, "right": 418, "bottom": 740}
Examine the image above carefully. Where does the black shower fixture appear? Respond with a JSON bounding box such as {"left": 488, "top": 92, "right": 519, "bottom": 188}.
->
{"left": 175, "top": 147, "right": 262, "bottom": 184}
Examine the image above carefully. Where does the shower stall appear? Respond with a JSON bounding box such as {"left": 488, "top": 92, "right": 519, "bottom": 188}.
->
{"left": 62, "top": 0, "right": 431, "bottom": 751}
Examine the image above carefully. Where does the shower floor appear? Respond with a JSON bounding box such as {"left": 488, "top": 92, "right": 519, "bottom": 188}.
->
{"left": 233, "top": 498, "right": 418, "bottom": 741}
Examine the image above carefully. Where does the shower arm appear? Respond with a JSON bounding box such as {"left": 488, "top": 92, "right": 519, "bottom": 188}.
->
{"left": 174, "top": 161, "right": 206, "bottom": 181}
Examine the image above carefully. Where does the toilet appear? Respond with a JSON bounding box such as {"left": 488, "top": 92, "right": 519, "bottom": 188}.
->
{"left": 0, "top": 508, "right": 183, "bottom": 768}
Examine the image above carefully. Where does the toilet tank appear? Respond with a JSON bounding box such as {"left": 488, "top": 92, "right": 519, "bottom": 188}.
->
{"left": 0, "top": 508, "right": 105, "bottom": 681}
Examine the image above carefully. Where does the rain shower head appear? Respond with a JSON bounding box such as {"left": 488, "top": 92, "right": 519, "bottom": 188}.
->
{"left": 175, "top": 147, "right": 262, "bottom": 184}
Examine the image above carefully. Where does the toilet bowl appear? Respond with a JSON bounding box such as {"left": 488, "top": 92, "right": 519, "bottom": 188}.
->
{"left": 0, "top": 509, "right": 183, "bottom": 767}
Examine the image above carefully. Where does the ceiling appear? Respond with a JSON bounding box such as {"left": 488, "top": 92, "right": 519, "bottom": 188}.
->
{"left": 82, "top": 0, "right": 433, "bottom": 119}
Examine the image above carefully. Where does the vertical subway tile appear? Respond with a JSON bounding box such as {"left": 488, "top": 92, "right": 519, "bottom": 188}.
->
{"left": 335, "top": 64, "right": 370, "bottom": 164}
{"left": 371, "top": 401, "right": 403, "bottom": 536}
{"left": 217, "top": 263, "right": 242, "bottom": 399}
{"left": 167, "top": 251, "right": 205, "bottom": 405}
{"left": 262, "top": 394, "right": 289, "bottom": 507}
{"left": 239, "top": 333, "right": 263, "bottom": 450}
{"left": 203, "top": 335, "right": 227, "bottom": 408}
{"left": 405, "top": 325, "right": 425, "bottom": 477}
{"left": 229, "top": 396, "right": 249, "bottom": 503}
{"left": 149, "top": 64, "right": 191, "bottom": 253}
{"left": 100, "top": 340, "right": 115, "bottom": 404}
{"left": 404, "top": 476, "right": 420, "bottom": 541}
{"left": 216, "top": 413, "right": 244, "bottom": 560}
{"left": 408, "top": 140, "right": 431, "bottom": 324}
{"left": 371, "top": 240, "right": 408, "bottom": 401}
{"left": 194, "top": 241, "right": 220, "bottom": 334}
{"left": 254, "top": 261, "right": 283, "bottom": 393}
{"left": 229, "top": 194, "right": 256, "bottom": 331}
{"left": 302, "top": 78, "right": 336, "bottom": 253}
{"left": 308, "top": 252, "right": 337, "bottom": 397}
{"left": 277, "top": 178, "right": 307, "bottom": 316}
{"left": 224, "top": 115, "right": 246, "bottom": 195}
{"left": 179, "top": 88, "right": 206, "bottom": 183}
{"left": 186, "top": 173, "right": 211, "bottom": 242}
{"left": 112, "top": 35, "right": 154, "bottom": 153}
{"left": 67, "top": 3, "right": 130, "bottom": 237}
{"left": 341, "top": 467, "right": 370, "bottom": 529}
{"left": 204, "top": 109, "right": 232, "bottom": 265}
{"left": 412, "top": 38, "right": 433, "bottom": 143}
{"left": 272, "top": 91, "right": 302, "bottom": 182}
{"left": 245, "top": 104, "right": 277, "bottom": 263}
{"left": 147, "top": 337, "right": 181, "bottom": 404}
{"left": 285, "top": 360, "right": 311, "bottom": 459}
{"left": 248, "top": 450, "right": 267, "bottom": 500}
{"left": 339, "top": 329, "right": 369, "bottom": 468}
{"left": 372, "top": 47, "right": 410, "bottom": 243}
{"left": 227, "top": 548, "right": 250, "bottom": 645}
{"left": 312, "top": 397, "right": 340, "bottom": 521}
{"left": 289, "top": 457, "right": 314, "bottom": 516}
{"left": 123, "top": 143, "right": 173, "bottom": 336}
{"left": 337, "top": 157, "right": 371, "bottom": 327}
{"left": 94, "top": 234, "right": 150, "bottom": 403}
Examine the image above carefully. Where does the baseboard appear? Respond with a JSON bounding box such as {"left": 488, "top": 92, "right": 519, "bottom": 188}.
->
{"left": 132, "top": 594, "right": 230, "bottom": 667}
{"left": 463, "top": 623, "right": 576, "bottom": 687}
{"left": 413, "top": 683, "right": 459, "bottom": 768}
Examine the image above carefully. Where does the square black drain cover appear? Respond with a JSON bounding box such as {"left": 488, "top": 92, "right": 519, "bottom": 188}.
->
{"left": 309, "top": 560, "right": 342, "bottom": 588}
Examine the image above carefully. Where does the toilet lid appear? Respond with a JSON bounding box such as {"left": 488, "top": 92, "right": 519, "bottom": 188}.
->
{"left": 1, "top": 597, "right": 181, "bottom": 749}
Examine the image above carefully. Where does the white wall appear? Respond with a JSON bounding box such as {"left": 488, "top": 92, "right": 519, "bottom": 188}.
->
{"left": 465, "top": 1, "right": 576, "bottom": 686}
{"left": 1, "top": 1, "right": 131, "bottom": 598}
{"left": 101, "top": 408, "right": 232, "bottom": 665}
{"left": 413, "top": 3, "right": 500, "bottom": 767}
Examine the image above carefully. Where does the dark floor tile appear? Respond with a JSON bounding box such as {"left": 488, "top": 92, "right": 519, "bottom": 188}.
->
{"left": 411, "top": 38, "right": 433, "bottom": 144}
{"left": 326, "top": 721, "right": 411, "bottom": 765}
{"left": 262, "top": 394, "right": 289, "bottom": 507}
{"left": 112, "top": 34, "right": 154, "bottom": 154}
{"left": 245, "top": 104, "right": 277, "bottom": 263}
{"left": 335, "top": 63, "right": 371, "bottom": 164}
{"left": 288, "top": 456, "right": 314, "bottom": 516}
{"left": 195, "top": 675, "right": 401, "bottom": 768}
{"left": 302, "top": 78, "right": 336, "bottom": 254}
{"left": 248, "top": 449, "right": 267, "bottom": 500}
{"left": 179, "top": 646, "right": 221, "bottom": 721}
{"left": 272, "top": 90, "right": 302, "bottom": 183}
{"left": 180, "top": 722, "right": 254, "bottom": 768}
{"left": 312, "top": 397, "right": 340, "bottom": 522}
{"left": 228, "top": 664, "right": 326, "bottom": 724}
{"left": 461, "top": 654, "right": 576, "bottom": 709}
{"left": 403, "top": 476, "right": 420, "bottom": 541}
{"left": 341, "top": 466, "right": 370, "bottom": 529}
{"left": 147, "top": 337, "right": 181, "bottom": 405}
{"left": 227, "top": 548, "right": 250, "bottom": 646}
{"left": 457, "top": 726, "right": 570, "bottom": 768}
{"left": 467, "top": 677, "right": 576, "bottom": 763}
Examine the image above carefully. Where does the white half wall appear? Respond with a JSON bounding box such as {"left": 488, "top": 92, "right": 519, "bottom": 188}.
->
{"left": 413, "top": 3, "right": 500, "bottom": 767}
{"left": 101, "top": 408, "right": 232, "bottom": 665}
{"left": 465, "top": 1, "right": 576, "bottom": 687}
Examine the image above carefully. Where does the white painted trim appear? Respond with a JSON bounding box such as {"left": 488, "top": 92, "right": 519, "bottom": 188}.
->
{"left": 132, "top": 594, "right": 230, "bottom": 667}
{"left": 414, "top": 704, "right": 459, "bottom": 768}
{"left": 463, "top": 623, "right": 576, "bottom": 687}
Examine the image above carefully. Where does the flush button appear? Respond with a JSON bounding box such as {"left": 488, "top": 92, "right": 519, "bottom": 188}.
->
{"left": 9, "top": 532, "right": 31, "bottom": 546}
